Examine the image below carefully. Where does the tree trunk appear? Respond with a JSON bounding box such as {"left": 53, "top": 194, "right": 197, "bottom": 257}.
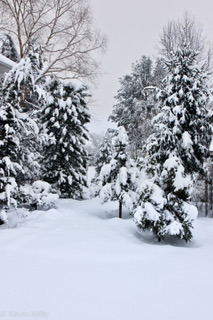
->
{"left": 119, "top": 200, "right": 122, "bottom": 219}
{"left": 205, "top": 178, "right": 208, "bottom": 217}
{"left": 210, "top": 179, "right": 213, "bottom": 211}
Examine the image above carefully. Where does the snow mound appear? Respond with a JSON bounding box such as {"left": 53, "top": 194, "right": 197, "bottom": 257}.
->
{"left": 19, "top": 180, "right": 59, "bottom": 210}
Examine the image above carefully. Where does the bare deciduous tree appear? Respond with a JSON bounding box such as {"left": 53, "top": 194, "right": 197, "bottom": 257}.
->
{"left": 159, "top": 11, "right": 212, "bottom": 71}
{"left": 0, "top": 0, "right": 106, "bottom": 80}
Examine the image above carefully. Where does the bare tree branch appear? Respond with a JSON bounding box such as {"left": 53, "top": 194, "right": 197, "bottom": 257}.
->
{"left": 159, "top": 11, "right": 213, "bottom": 71}
{"left": 0, "top": 0, "right": 107, "bottom": 79}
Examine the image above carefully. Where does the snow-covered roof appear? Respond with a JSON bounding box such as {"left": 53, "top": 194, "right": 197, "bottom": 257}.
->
{"left": 143, "top": 86, "right": 158, "bottom": 90}
{"left": 0, "top": 53, "right": 16, "bottom": 76}
{"left": 209, "top": 137, "right": 213, "bottom": 152}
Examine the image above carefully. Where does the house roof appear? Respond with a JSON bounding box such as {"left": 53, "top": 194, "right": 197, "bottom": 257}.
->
{"left": 210, "top": 138, "right": 213, "bottom": 152}
{"left": 0, "top": 53, "right": 16, "bottom": 76}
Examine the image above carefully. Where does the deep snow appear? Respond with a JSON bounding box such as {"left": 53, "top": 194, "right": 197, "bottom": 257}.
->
{"left": 0, "top": 198, "right": 213, "bottom": 320}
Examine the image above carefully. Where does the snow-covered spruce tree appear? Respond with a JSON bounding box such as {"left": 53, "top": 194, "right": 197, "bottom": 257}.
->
{"left": 134, "top": 46, "right": 212, "bottom": 242}
{"left": 41, "top": 79, "right": 90, "bottom": 199}
{"left": 95, "top": 128, "right": 115, "bottom": 175}
{"left": 109, "top": 56, "right": 163, "bottom": 159}
{"left": 152, "top": 58, "right": 167, "bottom": 89}
{"left": 86, "top": 132, "right": 104, "bottom": 167}
{"left": 99, "top": 127, "right": 137, "bottom": 218}
{"left": 0, "top": 34, "right": 19, "bottom": 101}
{"left": 22, "top": 41, "right": 44, "bottom": 112}
{"left": 2, "top": 41, "right": 43, "bottom": 185}
{"left": 88, "top": 129, "right": 115, "bottom": 198}
{"left": 0, "top": 34, "right": 19, "bottom": 62}
{"left": 0, "top": 102, "right": 25, "bottom": 224}
{"left": 109, "top": 57, "right": 152, "bottom": 156}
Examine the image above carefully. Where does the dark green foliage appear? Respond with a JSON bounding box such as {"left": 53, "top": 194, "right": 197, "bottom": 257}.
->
{"left": 0, "top": 102, "right": 23, "bottom": 213}
{"left": 160, "top": 47, "right": 212, "bottom": 175}
{"left": 0, "top": 34, "right": 19, "bottom": 62}
{"left": 134, "top": 46, "right": 212, "bottom": 242}
{"left": 41, "top": 79, "right": 90, "bottom": 199}
{"left": 152, "top": 58, "right": 167, "bottom": 88}
{"left": 110, "top": 56, "right": 164, "bottom": 158}
{"left": 95, "top": 129, "right": 115, "bottom": 175}
{"left": 2, "top": 42, "right": 43, "bottom": 185}
{"left": 99, "top": 127, "right": 137, "bottom": 217}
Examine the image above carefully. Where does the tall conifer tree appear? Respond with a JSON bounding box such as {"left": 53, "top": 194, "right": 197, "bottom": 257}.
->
{"left": 41, "top": 79, "right": 90, "bottom": 199}
{"left": 0, "top": 102, "right": 24, "bottom": 223}
{"left": 2, "top": 42, "right": 43, "bottom": 184}
{"left": 134, "top": 46, "right": 212, "bottom": 242}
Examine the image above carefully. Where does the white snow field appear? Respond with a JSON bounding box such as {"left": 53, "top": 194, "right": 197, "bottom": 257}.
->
{"left": 0, "top": 198, "right": 213, "bottom": 320}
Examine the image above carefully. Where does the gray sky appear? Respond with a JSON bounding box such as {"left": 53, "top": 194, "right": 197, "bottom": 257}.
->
{"left": 88, "top": 0, "right": 213, "bottom": 133}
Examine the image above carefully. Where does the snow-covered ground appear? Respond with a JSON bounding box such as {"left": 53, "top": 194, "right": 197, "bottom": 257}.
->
{"left": 0, "top": 198, "right": 213, "bottom": 320}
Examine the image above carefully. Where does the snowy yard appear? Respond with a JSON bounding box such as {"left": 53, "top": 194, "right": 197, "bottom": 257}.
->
{"left": 0, "top": 198, "right": 213, "bottom": 320}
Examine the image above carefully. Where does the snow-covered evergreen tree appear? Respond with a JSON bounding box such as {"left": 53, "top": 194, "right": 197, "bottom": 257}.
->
{"left": 0, "top": 101, "right": 25, "bottom": 224}
{"left": 88, "top": 129, "right": 115, "bottom": 199}
{"left": 95, "top": 129, "right": 115, "bottom": 175}
{"left": 41, "top": 79, "right": 90, "bottom": 199}
{"left": 2, "top": 42, "right": 43, "bottom": 185}
{"left": 134, "top": 46, "right": 212, "bottom": 242}
{"left": 99, "top": 127, "right": 137, "bottom": 218}
{"left": 3, "top": 41, "right": 43, "bottom": 112}
{"left": 86, "top": 132, "right": 104, "bottom": 167}
{"left": 0, "top": 34, "right": 19, "bottom": 62}
{"left": 160, "top": 46, "right": 212, "bottom": 175}
{"left": 22, "top": 41, "right": 44, "bottom": 113}
{"left": 109, "top": 56, "right": 162, "bottom": 158}
{"left": 110, "top": 56, "right": 152, "bottom": 127}
{"left": 152, "top": 58, "right": 167, "bottom": 88}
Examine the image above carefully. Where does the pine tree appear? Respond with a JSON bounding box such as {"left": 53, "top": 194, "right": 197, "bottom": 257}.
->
{"left": 134, "top": 46, "right": 212, "bottom": 242}
{"left": 161, "top": 46, "right": 212, "bottom": 175}
{"left": 95, "top": 129, "right": 115, "bottom": 175}
{"left": 0, "top": 34, "right": 19, "bottom": 62}
{"left": 22, "top": 41, "right": 44, "bottom": 113}
{"left": 109, "top": 56, "right": 161, "bottom": 158}
{"left": 152, "top": 58, "right": 167, "bottom": 88}
{"left": 2, "top": 42, "right": 43, "bottom": 185}
{"left": 99, "top": 127, "right": 137, "bottom": 218}
{"left": 0, "top": 101, "right": 25, "bottom": 223}
{"left": 41, "top": 79, "right": 90, "bottom": 199}
{"left": 86, "top": 132, "right": 104, "bottom": 167}
{"left": 110, "top": 56, "right": 153, "bottom": 128}
{"left": 89, "top": 129, "right": 115, "bottom": 198}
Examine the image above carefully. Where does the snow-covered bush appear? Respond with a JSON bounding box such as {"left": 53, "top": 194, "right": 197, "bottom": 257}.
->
{"left": 0, "top": 209, "right": 9, "bottom": 225}
{"left": 89, "top": 176, "right": 103, "bottom": 199}
{"left": 19, "top": 180, "right": 59, "bottom": 210}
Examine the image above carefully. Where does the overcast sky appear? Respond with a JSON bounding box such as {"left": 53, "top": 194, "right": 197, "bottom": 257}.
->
{"left": 88, "top": 0, "right": 213, "bottom": 133}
